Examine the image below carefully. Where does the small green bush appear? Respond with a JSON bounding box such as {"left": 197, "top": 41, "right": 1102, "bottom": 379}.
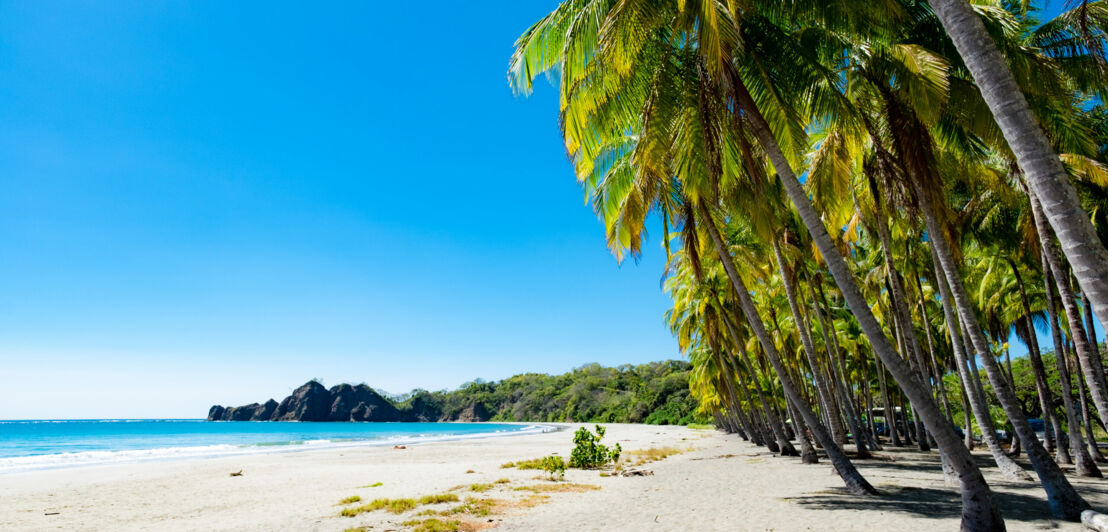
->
{"left": 540, "top": 455, "right": 566, "bottom": 480}
{"left": 569, "top": 425, "right": 621, "bottom": 469}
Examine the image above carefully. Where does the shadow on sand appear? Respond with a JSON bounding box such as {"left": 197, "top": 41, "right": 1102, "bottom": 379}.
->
{"left": 787, "top": 449, "right": 1069, "bottom": 525}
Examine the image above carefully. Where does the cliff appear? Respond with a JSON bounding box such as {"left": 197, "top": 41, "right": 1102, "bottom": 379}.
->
{"left": 206, "top": 361, "right": 706, "bottom": 425}
{"left": 207, "top": 381, "right": 480, "bottom": 422}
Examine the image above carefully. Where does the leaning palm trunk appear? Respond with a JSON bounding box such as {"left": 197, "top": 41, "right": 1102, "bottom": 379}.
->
{"left": 771, "top": 240, "right": 848, "bottom": 448}
{"left": 1073, "top": 347, "right": 1105, "bottom": 465}
{"left": 868, "top": 174, "right": 933, "bottom": 451}
{"left": 927, "top": 0, "right": 1108, "bottom": 335}
{"left": 718, "top": 306, "right": 794, "bottom": 454}
{"left": 929, "top": 252, "right": 1030, "bottom": 481}
{"left": 785, "top": 380, "right": 820, "bottom": 464}
{"left": 1081, "top": 295, "right": 1108, "bottom": 462}
{"left": 726, "top": 355, "right": 774, "bottom": 449}
{"left": 728, "top": 77, "right": 1001, "bottom": 529}
{"left": 1030, "top": 192, "right": 1108, "bottom": 433}
{"left": 918, "top": 179, "right": 1090, "bottom": 515}
{"left": 808, "top": 277, "right": 872, "bottom": 457}
{"left": 1042, "top": 257, "right": 1101, "bottom": 477}
{"left": 1010, "top": 260, "right": 1059, "bottom": 454}
{"left": 953, "top": 361, "right": 975, "bottom": 450}
{"left": 699, "top": 203, "right": 875, "bottom": 494}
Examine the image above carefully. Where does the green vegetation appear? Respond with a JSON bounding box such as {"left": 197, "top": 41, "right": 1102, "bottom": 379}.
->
{"left": 622, "top": 446, "right": 688, "bottom": 467}
{"left": 443, "top": 497, "right": 498, "bottom": 517}
{"left": 418, "top": 493, "right": 460, "bottom": 505}
{"left": 539, "top": 455, "right": 566, "bottom": 480}
{"left": 467, "top": 483, "right": 492, "bottom": 493}
{"left": 339, "top": 493, "right": 458, "bottom": 518}
{"left": 499, "top": 457, "right": 545, "bottom": 470}
{"left": 355, "top": 482, "right": 382, "bottom": 488}
{"left": 512, "top": 483, "right": 601, "bottom": 494}
{"left": 569, "top": 425, "right": 621, "bottom": 469}
{"left": 393, "top": 361, "right": 706, "bottom": 425}
{"left": 506, "top": 0, "right": 1108, "bottom": 526}
{"left": 685, "top": 424, "right": 714, "bottom": 431}
{"left": 338, "top": 495, "right": 361, "bottom": 505}
{"left": 401, "top": 519, "right": 461, "bottom": 532}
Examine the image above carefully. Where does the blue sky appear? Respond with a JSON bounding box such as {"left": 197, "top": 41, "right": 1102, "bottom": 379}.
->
{"left": 0, "top": 1, "right": 677, "bottom": 418}
{"left": 0, "top": 1, "right": 1090, "bottom": 419}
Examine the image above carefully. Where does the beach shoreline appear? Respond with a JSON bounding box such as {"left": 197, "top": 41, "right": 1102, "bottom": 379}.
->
{"left": 0, "top": 421, "right": 558, "bottom": 475}
{"left": 1, "top": 423, "right": 1104, "bottom": 531}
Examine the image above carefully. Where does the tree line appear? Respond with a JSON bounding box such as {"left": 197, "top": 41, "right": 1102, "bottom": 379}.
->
{"left": 391, "top": 361, "right": 707, "bottom": 425}
{"left": 509, "top": 0, "right": 1108, "bottom": 529}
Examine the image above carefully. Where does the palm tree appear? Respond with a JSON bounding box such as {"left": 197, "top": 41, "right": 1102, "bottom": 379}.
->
{"left": 927, "top": 0, "right": 1108, "bottom": 333}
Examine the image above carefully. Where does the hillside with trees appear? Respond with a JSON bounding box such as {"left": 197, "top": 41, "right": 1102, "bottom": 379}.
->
{"left": 393, "top": 360, "right": 706, "bottom": 425}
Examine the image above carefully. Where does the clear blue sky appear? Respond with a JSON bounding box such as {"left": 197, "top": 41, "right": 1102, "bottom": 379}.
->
{"left": 0, "top": 1, "right": 677, "bottom": 418}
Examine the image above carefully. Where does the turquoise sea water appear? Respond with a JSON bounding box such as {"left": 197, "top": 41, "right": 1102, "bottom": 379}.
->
{"left": 0, "top": 420, "right": 545, "bottom": 472}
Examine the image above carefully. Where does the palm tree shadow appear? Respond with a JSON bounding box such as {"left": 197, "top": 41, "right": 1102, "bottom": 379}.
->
{"left": 786, "top": 485, "right": 1059, "bottom": 524}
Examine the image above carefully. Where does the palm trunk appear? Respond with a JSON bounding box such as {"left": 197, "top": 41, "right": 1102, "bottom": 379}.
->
{"left": 808, "top": 274, "right": 872, "bottom": 457}
{"left": 1030, "top": 194, "right": 1108, "bottom": 438}
{"left": 928, "top": 0, "right": 1108, "bottom": 338}
{"left": 730, "top": 77, "right": 1001, "bottom": 529}
{"left": 771, "top": 240, "right": 849, "bottom": 448}
{"left": 717, "top": 309, "right": 791, "bottom": 455}
{"left": 953, "top": 359, "right": 975, "bottom": 450}
{"left": 699, "top": 202, "right": 875, "bottom": 494}
{"left": 786, "top": 380, "right": 820, "bottom": 464}
{"left": 920, "top": 176, "right": 1089, "bottom": 514}
{"left": 1041, "top": 260, "right": 1102, "bottom": 478}
{"left": 1083, "top": 294, "right": 1108, "bottom": 461}
{"left": 1009, "top": 259, "right": 1058, "bottom": 454}
{"left": 928, "top": 248, "right": 1029, "bottom": 481}
{"left": 1073, "top": 344, "right": 1105, "bottom": 465}
{"left": 876, "top": 354, "right": 901, "bottom": 446}
{"left": 724, "top": 353, "right": 772, "bottom": 449}
{"left": 868, "top": 172, "right": 932, "bottom": 451}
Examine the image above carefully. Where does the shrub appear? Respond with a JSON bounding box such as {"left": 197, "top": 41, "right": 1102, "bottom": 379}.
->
{"left": 569, "top": 425, "right": 621, "bottom": 469}
{"left": 539, "top": 455, "right": 566, "bottom": 480}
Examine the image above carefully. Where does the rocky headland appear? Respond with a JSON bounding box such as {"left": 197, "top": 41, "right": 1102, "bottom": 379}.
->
{"left": 206, "top": 381, "right": 488, "bottom": 422}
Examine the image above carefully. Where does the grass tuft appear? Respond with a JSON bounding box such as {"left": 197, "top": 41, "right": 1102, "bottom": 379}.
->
{"left": 499, "top": 457, "right": 546, "bottom": 470}
{"left": 338, "top": 495, "right": 362, "bottom": 505}
{"left": 512, "top": 483, "right": 601, "bottom": 493}
{"left": 419, "top": 493, "right": 460, "bottom": 505}
{"left": 468, "top": 483, "right": 492, "bottom": 492}
{"left": 494, "top": 478, "right": 510, "bottom": 484}
{"left": 401, "top": 518, "right": 462, "bottom": 532}
{"left": 621, "top": 446, "right": 688, "bottom": 466}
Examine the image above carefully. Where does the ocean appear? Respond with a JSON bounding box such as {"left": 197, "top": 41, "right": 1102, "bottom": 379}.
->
{"left": 0, "top": 419, "right": 546, "bottom": 473}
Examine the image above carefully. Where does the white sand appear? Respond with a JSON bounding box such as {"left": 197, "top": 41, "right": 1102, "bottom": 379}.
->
{"left": 1, "top": 423, "right": 1104, "bottom": 531}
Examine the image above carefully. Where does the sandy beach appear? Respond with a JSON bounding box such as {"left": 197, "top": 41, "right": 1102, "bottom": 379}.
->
{"left": 2, "top": 423, "right": 1106, "bottom": 531}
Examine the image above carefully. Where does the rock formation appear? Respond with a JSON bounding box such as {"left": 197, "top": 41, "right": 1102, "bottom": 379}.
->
{"left": 208, "top": 381, "right": 414, "bottom": 422}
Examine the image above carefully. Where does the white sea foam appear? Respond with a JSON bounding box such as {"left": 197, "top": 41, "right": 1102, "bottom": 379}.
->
{"left": 0, "top": 424, "right": 556, "bottom": 474}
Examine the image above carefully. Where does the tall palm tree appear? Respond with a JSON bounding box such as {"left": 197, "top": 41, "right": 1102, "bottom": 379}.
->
{"left": 927, "top": 0, "right": 1108, "bottom": 332}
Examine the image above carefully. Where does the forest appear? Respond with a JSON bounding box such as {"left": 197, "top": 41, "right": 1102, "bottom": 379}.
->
{"left": 392, "top": 360, "right": 707, "bottom": 425}
{"left": 507, "top": 0, "right": 1108, "bottom": 528}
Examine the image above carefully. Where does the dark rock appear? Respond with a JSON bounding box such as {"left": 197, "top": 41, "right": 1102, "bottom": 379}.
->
{"left": 209, "top": 381, "right": 404, "bottom": 422}
{"left": 328, "top": 384, "right": 402, "bottom": 421}
{"left": 272, "top": 381, "right": 331, "bottom": 421}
